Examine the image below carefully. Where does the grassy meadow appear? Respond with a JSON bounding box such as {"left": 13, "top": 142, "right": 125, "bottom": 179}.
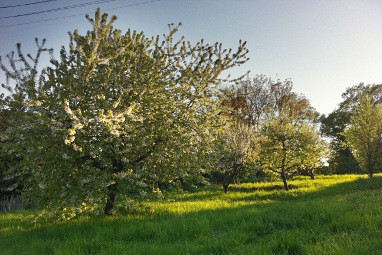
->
{"left": 1, "top": 174, "right": 382, "bottom": 254}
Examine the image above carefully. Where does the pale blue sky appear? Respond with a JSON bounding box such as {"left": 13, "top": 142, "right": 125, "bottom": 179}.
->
{"left": 1, "top": 0, "right": 382, "bottom": 114}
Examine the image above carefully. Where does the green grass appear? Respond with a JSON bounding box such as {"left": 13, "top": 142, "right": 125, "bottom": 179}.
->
{"left": 1, "top": 174, "right": 382, "bottom": 254}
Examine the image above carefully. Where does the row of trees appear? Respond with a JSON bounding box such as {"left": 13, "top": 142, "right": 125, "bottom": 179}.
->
{"left": 0, "top": 10, "right": 380, "bottom": 219}
{"left": 212, "top": 76, "right": 327, "bottom": 192}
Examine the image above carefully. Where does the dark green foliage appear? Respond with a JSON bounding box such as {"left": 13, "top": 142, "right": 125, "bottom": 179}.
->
{"left": 327, "top": 146, "right": 361, "bottom": 174}
{"left": 320, "top": 110, "right": 361, "bottom": 173}
{"left": 0, "top": 110, "right": 22, "bottom": 196}
{"left": 320, "top": 83, "right": 382, "bottom": 174}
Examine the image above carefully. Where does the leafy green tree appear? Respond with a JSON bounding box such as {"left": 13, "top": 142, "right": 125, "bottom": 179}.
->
{"left": 1, "top": 9, "right": 249, "bottom": 218}
{"left": 343, "top": 94, "right": 382, "bottom": 177}
{"left": 258, "top": 91, "right": 325, "bottom": 190}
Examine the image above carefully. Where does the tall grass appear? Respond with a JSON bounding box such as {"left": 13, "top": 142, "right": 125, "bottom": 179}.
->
{"left": 1, "top": 174, "right": 382, "bottom": 254}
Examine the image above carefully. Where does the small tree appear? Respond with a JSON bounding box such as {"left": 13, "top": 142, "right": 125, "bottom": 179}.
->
{"left": 296, "top": 126, "right": 329, "bottom": 180}
{"left": 259, "top": 118, "right": 324, "bottom": 190}
{"left": 344, "top": 94, "right": 382, "bottom": 177}
{"left": 258, "top": 91, "right": 323, "bottom": 191}
{"left": 212, "top": 121, "right": 256, "bottom": 193}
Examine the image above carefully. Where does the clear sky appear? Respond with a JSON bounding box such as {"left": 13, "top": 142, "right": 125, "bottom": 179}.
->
{"left": 1, "top": 0, "right": 382, "bottom": 114}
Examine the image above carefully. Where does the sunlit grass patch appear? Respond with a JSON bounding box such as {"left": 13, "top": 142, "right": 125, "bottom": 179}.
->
{"left": 143, "top": 174, "right": 367, "bottom": 215}
{"left": 1, "top": 174, "right": 382, "bottom": 254}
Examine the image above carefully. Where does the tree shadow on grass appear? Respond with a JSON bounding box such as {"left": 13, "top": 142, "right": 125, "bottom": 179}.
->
{"left": 231, "top": 175, "right": 382, "bottom": 203}
{"left": 163, "top": 191, "right": 222, "bottom": 202}
{"left": 309, "top": 175, "right": 382, "bottom": 196}
{"left": 163, "top": 183, "right": 299, "bottom": 202}
{"left": 228, "top": 184, "right": 299, "bottom": 193}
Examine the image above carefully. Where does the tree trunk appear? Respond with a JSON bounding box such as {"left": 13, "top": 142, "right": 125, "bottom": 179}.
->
{"left": 367, "top": 152, "right": 374, "bottom": 178}
{"left": 223, "top": 172, "right": 236, "bottom": 193}
{"left": 104, "top": 159, "right": 125, "bottom": 215}
{"left": 223, "top": 183, "right": 229, "bottom": 193}
{"left": 280, "top": 171, "right": 289, "bottom": 191}
{"left": 260, "top": 169, "right": 266, "bottom": 183}
{"left": 234, "top": 176, "right": 241, "bottom": 185}
{"left": 280, "top": 141, "right": 289, "bottom": 191}
{"left": 104, "top": 181, "right": 118, "bottom": 215}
